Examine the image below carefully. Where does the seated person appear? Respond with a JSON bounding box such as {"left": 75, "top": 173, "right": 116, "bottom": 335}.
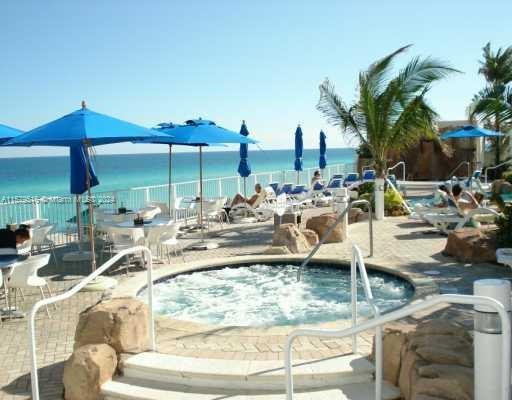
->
{"left": 0, "top": 227, "right": 31, "bottom": 250}
{"left": 311, "top": 170, "right": 323, "bottom": 187}
{"left": 432, "top": 185, "right": 450, "bottom": 207}
{"left": 451, "top": 184, "right": 481, "bottom": 212}
{"left": 231, "top": 183, "right": 267, "bottom": 208}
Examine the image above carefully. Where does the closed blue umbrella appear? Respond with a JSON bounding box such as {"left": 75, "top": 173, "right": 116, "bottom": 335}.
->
{"left": 149, "top": 118, "right": 257, "bottom": 248}
{"left": 5, "top": 101, "right": 165, "bottom": 272}
{"left": 441, "top": 125, "right": 503, "bottom": 140}
{"left": 237, "top": 121, "right": 251, "bottom": 197}
{"left": 69, "top": 145, "right": 99, "bottom": 237}
{"left": 70, "top": 145, "right": 99, "bottom": 195}
{"left": 294, "top": 125, "right": 303, "bottom": 183}
{"left": 0, "top": 123, "right": 22, "bottom": 144}
{"left": 319, "top": 130, "right": 327, "bottom": 170}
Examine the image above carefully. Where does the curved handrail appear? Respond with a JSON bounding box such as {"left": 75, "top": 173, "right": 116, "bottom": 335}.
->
{"left": 297, "top": 199, "right": 373, "bottom": 280}
{"left": 484, "top": 159, "right": 512, "bottom": 184}
{"left": 284, "top": 294, "right": 511, "bottom": 400}
{"left": 351, "top": 245, "right": 382, "bottom": 399}
{"left": 387, "top": 161, "right": 405, "bottom": 182}
{"left": 28, "top": 246, "right": 155, "bottom": 400}
{"left": 447, "top": 161, "right": 470, "bottom": 181}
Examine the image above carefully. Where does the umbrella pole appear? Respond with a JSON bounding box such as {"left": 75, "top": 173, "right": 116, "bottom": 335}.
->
{"left": 84, "top": 143, "right": 97, "bottom": 272}
{"left": 199, "top": 146, "right": 204, "bottom": 242}
{"left": 168, "top": 144, "right": 173, "bottom": 219}
{"left": 76, "top": 195, "right": 82, "bottom": 251}
{"left": 243, "top": 177, "right": 247, "bottom": 199}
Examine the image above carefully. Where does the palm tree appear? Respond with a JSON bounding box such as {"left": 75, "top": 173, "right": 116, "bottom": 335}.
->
{"left": 317, "top": 45, "right": 458, "bottom": 219}
{"left": 469, "top": 42, "right": 512, "bottom": 165}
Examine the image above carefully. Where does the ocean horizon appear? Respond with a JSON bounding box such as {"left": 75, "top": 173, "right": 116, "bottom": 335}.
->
{"left": 0, "top": 148, "right": 357, "bottom": 197}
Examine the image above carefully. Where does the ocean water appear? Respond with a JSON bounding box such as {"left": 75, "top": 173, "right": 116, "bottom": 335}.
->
{"left": 0, "top": 148, "right": 356, "bottom": 197}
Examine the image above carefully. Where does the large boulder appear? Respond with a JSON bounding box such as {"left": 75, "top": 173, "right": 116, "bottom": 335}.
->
{"left": 305, "top": 213, "right": 346, "bottom": 243}
{"left": 444, "top": 228, "right": 497, "bottom": 263}
{"left": 75, "top": 297, "right": 149, "bottom": 354}
{"left": 272, "top": 223, "right": 311, "bottom": 253}
{"left": 301, "top": 229, "right": 319, "bottom": 247}
{"left": 374, "top": 320, "right": 474, "bottom": 400}
{"left": 63, "top": 344, "right": 117, "bottom": 400}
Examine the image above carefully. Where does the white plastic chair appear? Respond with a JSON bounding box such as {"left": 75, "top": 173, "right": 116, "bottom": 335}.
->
{"left": 103, "top": 226, "right": 146, "bottom": 273}
{"left": 21, "top": 218, "right": 49, "bottom": 228}
{"left": 160, "top": 224, "right": 185, "bottom": 262}
{"left": 138, "top": 206, "right": 162, "bottom": 220}
{"left": 147, "top": 201, "right": 169, "bottom": 217}
{"left": 203, "top": 198, "right": 229, "bottom": 231}
{"left": 7, "top": 254, "right": 54, "bottom": 318}
{"left": 31, "top": 225, "right": 58, "bottom": 266}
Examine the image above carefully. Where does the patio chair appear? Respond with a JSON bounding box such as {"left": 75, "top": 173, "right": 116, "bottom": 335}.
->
{"left": 7, "top": 254, "right": 54, "bottom": 318}
{"left": 424, "top": 206, "right": 500, "bottom": 235}
{"left": 343, "top": 173, "right": 360, "bottom": 187}
{"left": 264, "top": 186, "right": 277, "bottom": 203}
{"left": 269, "top": 182, "right": 280, "bottom": 195}
{"left": 202, "top": 198, "right": 229, "bottom": 231}
{"left": 147, "top": 201, "right": 170, "bottom": 217}
{"left": 278, "top": 183, "right": 294, "bottom": 196}
{"left": 20, "top": 218, "right": 49, "bottom": 228}
{"left": 229, "top": 194, "right": 274, "bottom": 223}
{"left": 103, "top": 226, "right": 145, "bottom": 273}
{"left": 362, "top": 169, "right": 376, "bottom": 182}
{"left": 138, "top": 206, "right": 161, "bottom": 220}
{"left": 31, "top": 225, "right": 58, "bottom": 267}
{"left": 159, "top": 224, "right": 185, "bottom": 262}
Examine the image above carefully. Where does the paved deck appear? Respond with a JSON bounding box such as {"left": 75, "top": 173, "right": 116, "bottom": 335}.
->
{"left": 1, "top": 210, "right": 511, "bottom": 399}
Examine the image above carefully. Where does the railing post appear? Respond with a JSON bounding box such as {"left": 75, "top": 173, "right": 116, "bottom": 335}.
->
{"left": 218, "top": 178, "right": 222, "bottom": 197}
{"left": 282, "top": 170, "right": 286, "bottom": 183}
{"left": 269, "top": 172, "right": 273, "bottom": 183}
{"left": 236, "top": 177, "right": 241, "bottom": 194}
{"left": 112, "top": 191, "right": 118, "bottom": 209}
{"left": 32, "top": 200, "right": 41, "bottom": 219}
{"left": 351, "top": 250, "right": 358, "bottom": 353}
{"left": 144, "top": 187, "right": 150, "bottom": 204}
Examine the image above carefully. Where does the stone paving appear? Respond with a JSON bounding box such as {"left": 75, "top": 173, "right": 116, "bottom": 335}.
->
{"left": 1, "top": 208, "right": 511, "bottom": 399}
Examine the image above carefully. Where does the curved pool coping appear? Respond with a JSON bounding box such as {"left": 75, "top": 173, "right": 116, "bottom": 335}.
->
{"left": 111, "top": 254, "right": 438, "bottom": 336}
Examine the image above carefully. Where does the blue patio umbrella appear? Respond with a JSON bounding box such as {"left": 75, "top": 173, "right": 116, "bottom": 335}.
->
{"left": 148, "top": 118, "right": 257, "bottom": 248}
{"left": 5, "top": 101, "right": 165, "bottom": 271}
{"left": 319, "top": 130, "right": 327, "bottom": 170}
{"left": 441, "top": 125, "right": 503, "bottom": 140}
{"left": 294, "top": 125, "right": 303, "bottom": 183}
{"left": 237, "top": 120, "right": 252, "bottom": 197}
{"left": 0, "top": 123, "right": 23, "bottom": 144}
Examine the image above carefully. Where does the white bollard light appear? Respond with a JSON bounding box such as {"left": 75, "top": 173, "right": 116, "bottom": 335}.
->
{"left": 374, "top": 178, "right": 385, "bottom": 220}
{"left": 473, "top": 279, "right": 511, "bottom": 400}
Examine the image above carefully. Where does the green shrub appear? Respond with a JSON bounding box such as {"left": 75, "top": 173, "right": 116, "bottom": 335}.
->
{"left": 497, "top": 206, "right": 512, "bottom": 247}
{"left": 355, "top": 188, "right": 406, "bottom": 216}
{"left": 503, "top": 170, "right": 512, "bottom": 185}
{"left": 358, "top": 182, "right": 374, "bottom": 196}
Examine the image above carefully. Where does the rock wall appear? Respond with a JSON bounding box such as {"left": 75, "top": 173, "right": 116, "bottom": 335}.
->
{"left": 373, "top": 320, "right": 474, "bottom": 400}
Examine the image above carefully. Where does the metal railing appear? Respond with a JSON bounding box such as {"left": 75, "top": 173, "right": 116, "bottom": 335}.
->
{"left": 387, "top": 161, "right": 405, "bottom": 182}
{"left": 28, "top": 246, "right": 155, "bottom": 400}
{"left": 284, "top": 294, "right": 511, "bottom": 400}
{"left": 297, "top": 198, "right": 373, "bottom": 280}
{"left": 447, "top": 161, "right": 471, "bottom": 181}
{"left": 351, "top": 245, "right": 382, "bottom": 399}
{"left": 0, "top": 162, "right": 356, "bottom": 239}
{"left": 484, "top": 159, "right": 512, "bottom": 184}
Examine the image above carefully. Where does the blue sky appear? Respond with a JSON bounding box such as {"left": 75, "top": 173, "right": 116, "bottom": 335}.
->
{"left": 1, "top": 0, "right": 511, "bottom": 157}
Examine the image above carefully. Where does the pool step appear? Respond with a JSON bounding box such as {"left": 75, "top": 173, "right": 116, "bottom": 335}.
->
{"left": 102, "top": 378, "right": 401, "bottom": 400}
{"left": 117, "top": 352, "right": 375, "bottom": 391}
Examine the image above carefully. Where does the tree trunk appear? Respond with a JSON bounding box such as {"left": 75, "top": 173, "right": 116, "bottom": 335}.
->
{"left": 495, "top": 115, "right": 501, "bottom": 166}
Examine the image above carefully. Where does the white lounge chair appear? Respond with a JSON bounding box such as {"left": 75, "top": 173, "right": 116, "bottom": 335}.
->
{"left": 424, "top": 207, "right": 500, "bottom": 234}
{"left": 229, "top": 193, "right": 274, "bottom": 223}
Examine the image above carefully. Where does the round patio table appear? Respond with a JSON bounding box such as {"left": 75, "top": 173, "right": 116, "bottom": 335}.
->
{"left": 103, "top": 218, "right": 175, "bottom": 236}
